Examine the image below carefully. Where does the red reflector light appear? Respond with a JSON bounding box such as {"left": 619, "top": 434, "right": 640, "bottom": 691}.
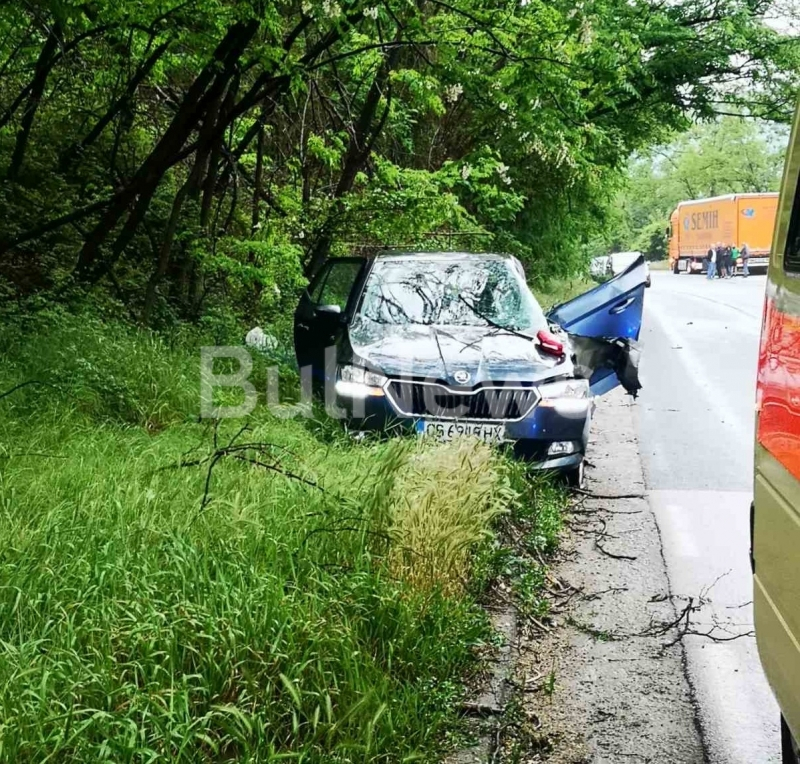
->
{"left": 537, "top": 329, "right": 564, "bottom": 357}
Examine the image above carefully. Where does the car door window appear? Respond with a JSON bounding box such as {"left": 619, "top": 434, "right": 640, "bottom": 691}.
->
{"left": 314, "top": 261, "right": 363, "bottom": 310}
{"left": 784, "top": 173, "right": 800, "bottom": 273}
{"left": 309, "top": 266, "right": 331, "bottom": 303}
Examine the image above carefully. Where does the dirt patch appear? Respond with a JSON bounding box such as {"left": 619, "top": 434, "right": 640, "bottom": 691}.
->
{"left": 515, "top": 392, "right": 706, "bottom": 763}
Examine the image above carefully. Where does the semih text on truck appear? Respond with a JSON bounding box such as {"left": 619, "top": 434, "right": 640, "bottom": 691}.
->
{"left": 667, "top": 192, "right": 778, "bottom": 274}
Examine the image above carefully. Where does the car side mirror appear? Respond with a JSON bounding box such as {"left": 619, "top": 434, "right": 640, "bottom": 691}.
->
{"left": 317, "top": 304, "right": 341, "bottom": 315}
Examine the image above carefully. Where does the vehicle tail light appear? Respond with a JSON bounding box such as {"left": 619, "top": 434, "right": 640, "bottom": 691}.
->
{"left": 537, "top": 329, "right": 564, "bottom": 357}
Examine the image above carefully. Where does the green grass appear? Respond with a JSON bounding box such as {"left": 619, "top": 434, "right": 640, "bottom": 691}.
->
{"left": 0, "top": 309, "right": 568, "bottom": 763}
{"left": 532, "top": 275, "right": 597, "bottom": 312}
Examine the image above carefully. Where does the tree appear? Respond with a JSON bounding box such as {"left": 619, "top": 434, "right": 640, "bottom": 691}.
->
{"left": 0, "top": 0, "right": 798, "bottom": 323}
{"left": 606, "top": 117, "right": 787, "bottom": 259}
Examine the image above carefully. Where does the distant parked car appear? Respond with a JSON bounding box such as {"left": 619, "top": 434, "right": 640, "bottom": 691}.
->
{"left": 611, "top": 251, "right": 651, "bottom": 287}
{"left": 590, "top": 256, "right": 611, "bottom": 280}
{"left": 294, "top": 251, "right": 647, "bottom": 485}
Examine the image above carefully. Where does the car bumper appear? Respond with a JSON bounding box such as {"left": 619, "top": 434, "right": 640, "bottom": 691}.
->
{"left": 335, "top": 393, "right": 592, "bottom": 470}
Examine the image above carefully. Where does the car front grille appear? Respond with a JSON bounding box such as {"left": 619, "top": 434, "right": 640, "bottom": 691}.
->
{"left": 386, "top": 380, "right": 540, "bottom": 421}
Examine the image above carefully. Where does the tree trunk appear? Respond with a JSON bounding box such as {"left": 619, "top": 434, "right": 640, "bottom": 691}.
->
{"left": 60, "top": 39, "right": 170, "bottom": 171}
{"left": 304, "top": 45, "right": 399, "bottom": 278}
{"left": 204, "top": 75, "right": 239, "bottom": 227}
{"left": 7, "top": 25, "right": 60, "bottom": 181}
{"left": 251, "top": 119, "right": 265, "bottom": 236}
{"left": 73, "top": 20, "right": 259, "bottom": 281}
{"left": 141, "top": 82, "right": 230, "bottom": 322}
{"left": 141, "top": 182, "right": 189, "bottom": 324}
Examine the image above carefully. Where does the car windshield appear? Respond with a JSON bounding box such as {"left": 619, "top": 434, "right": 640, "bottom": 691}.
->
{"left": 358, "top": 257, "right": 547, "bottom": 331}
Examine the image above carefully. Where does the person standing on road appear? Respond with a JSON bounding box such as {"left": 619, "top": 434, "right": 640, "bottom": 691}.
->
{"left": 707, "top": 244, "right": 717, "bottom": 280}
{"left": 731, "top": 244, "right": 740, "bottom": 277}
{"left": 721, "top": 243, "right": 732, "bottom": 279}
{"left": 715, "top": 241, "right": 725, "bottom": 279}
{"left": 741, "top": 242, "right": 750, "bottom": 277}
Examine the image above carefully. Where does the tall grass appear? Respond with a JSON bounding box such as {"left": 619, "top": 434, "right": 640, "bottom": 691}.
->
{"left": 0, "top": 311, "right": 519, "bottom": 762}
{"left": 388, "top": 440, "right": 512, "bottom": 594}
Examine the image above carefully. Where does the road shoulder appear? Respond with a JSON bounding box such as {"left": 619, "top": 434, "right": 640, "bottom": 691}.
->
{"left": 517, "top": 391, "right": 706, "bottom": 762}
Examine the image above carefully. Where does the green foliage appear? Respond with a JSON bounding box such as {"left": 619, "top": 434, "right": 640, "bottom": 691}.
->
{"left": 1, "top": 309, "right": 198, "bottom": 428}
{"left": 1, "top": 0, "right": 798, "bottom": 318}
{"left": 604, "top": 116, "right": 788, "bottom": 259}
{"left": 0, "top": 314, "right": 518, "bottom": 762}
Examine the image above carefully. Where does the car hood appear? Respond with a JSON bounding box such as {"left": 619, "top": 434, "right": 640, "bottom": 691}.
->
{"left": 347, "top": 318, "right": 568, "bottom": 385}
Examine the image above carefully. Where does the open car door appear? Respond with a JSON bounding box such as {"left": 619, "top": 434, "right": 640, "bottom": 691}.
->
{"left": 547, "top": 255, "right": 647, "bottom": 397}
{"left": 294, "top": 258, "right": 366, "bottom": 382}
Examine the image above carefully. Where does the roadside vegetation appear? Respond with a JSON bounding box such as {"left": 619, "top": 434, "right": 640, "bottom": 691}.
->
{"left": 603, "top": 116, "right": 789, "bottom": 260}
{"left": 0, "top": 309, "right": 565, "bottom": 761}
{"left": 533, "top": 276, "right": 598, "bottom": 313}
{"left": 2, "top": 1, "right": 798, "bottom": 327}
{"left": 1, "top": 0, "right": 796, "bottom": 758}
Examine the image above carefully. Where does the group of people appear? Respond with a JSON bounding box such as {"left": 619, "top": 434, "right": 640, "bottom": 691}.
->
{"left": 706, "top": 242, "right": 750, "bottom": 279}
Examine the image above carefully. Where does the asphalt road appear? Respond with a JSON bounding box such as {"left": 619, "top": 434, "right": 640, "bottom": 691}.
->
{"left": 637, "top": 269, "right": 780, "bottom": 763}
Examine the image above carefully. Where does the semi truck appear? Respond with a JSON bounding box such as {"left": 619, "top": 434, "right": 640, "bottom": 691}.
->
{"left": 667, "top": 192, "right": 778, "bottom": 274}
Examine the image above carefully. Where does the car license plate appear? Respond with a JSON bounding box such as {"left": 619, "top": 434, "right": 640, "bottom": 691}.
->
{"left": 417, "top": 420, "right": 505, "bottom": 444}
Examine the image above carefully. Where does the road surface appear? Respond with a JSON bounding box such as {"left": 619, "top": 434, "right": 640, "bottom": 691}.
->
{"left": 638, "top": 269, "right": 779, "bottom": 762}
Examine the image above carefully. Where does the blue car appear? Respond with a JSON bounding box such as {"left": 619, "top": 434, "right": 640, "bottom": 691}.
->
{"left": 294, "top": 251, "right": 646, "bottom": 485}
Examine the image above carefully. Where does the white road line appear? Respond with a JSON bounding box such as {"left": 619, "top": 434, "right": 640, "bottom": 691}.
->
{"left": 645, "top": 297, "right": 750, "bottom": 444}
{"left": 665, "top": 502, "right": 701, "bottom": 559}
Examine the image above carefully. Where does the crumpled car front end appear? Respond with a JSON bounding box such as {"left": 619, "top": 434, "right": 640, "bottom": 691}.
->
{"left": 331, "top": 335, "right": 596, "bottom": 473}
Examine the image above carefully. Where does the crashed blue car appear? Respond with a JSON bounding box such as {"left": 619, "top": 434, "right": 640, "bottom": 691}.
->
{"left": 294, "top": 251, "right": 646, "bottom": 484}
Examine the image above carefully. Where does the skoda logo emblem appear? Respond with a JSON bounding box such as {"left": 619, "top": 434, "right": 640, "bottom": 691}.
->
{"left": 454, "top": 370, "right": 471, "bottom": 385}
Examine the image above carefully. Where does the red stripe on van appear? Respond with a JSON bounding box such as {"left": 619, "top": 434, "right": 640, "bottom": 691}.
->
{"left": 757, "top": 295, "right": 800, "bottom": 480}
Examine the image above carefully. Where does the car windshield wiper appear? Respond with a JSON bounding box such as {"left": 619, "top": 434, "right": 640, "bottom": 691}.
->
{"left": 456, "top": 295, "right": 534, "bottom": 342}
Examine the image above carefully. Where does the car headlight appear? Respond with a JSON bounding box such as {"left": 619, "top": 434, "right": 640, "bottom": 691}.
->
{"left": 336, "top": 365, "right": 387, "bottom": 398}
{"left": 538, "top": 379, "right": 589, "bottom": 405}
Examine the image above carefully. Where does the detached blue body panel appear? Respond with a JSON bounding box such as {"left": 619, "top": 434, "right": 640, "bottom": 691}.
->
{"left": 547, "top": 256, "right": 647, "bottom": 396}
{"left": 547, "top": 256, "right": 646, "bottom": 341}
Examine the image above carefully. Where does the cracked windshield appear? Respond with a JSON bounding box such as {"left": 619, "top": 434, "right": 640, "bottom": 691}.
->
{"left": 2, "top": 1, "right": 800, "bottom": 762}
{"left": 360, "top": 258, "right": 547, "bottom": 330}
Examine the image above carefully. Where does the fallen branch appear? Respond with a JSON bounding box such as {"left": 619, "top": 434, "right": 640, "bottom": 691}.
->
{"left": 639, "top": 595, "right": 755, "bottom": 649}
{"left": 174, "top": 427, "right": 325, "bottom": 525}
{"left": 300, "top": 524, "right": 392, "bottom": 547}
{"left": 572, "top": 488, "right": 646, "bottom": 500}
{"left": 570, "top": 506, "right": 643, "bottom": 516}
{"left": 0, "top": 379, "right": 59, "bottom": 402}
{"left": 231, "top": 454, "right": 322, "bottom": 490}
{"left": 638, "top": 598, "right": 698, "bottom": 639}
{"left": 584, "top": 585, "right": 629, "bottom": 601}
{"left": 595, "top": 539, "right": 638, "bottom": 561}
